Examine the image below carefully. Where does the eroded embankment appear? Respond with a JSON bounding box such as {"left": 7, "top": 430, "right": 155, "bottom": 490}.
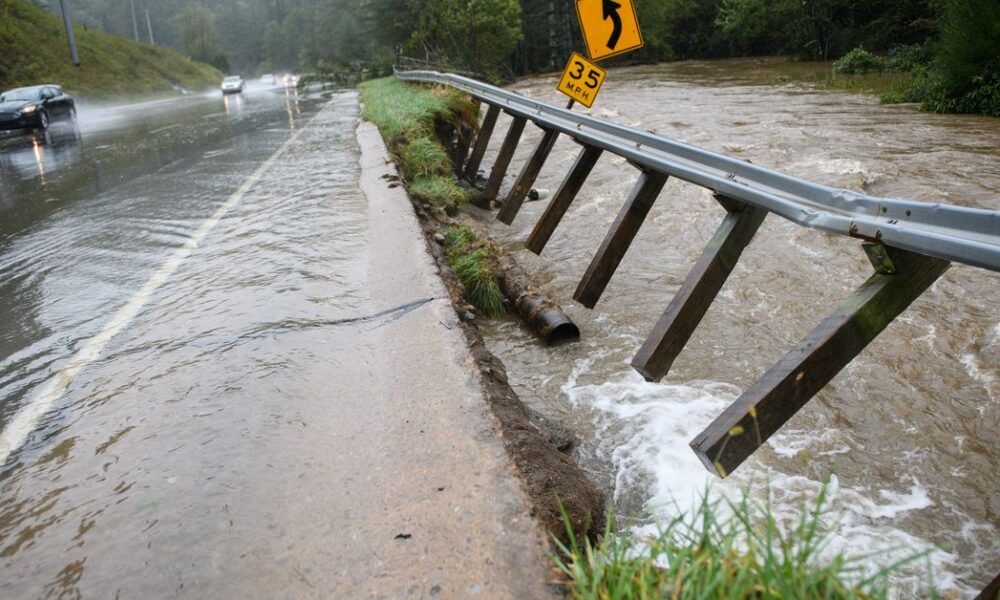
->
{"left": 359, "top": 78, "right": 605, "bottom": 544}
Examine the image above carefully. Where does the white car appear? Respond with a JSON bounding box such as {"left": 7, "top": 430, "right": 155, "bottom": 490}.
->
{"left": 259, "top": 74, "right": 276, "bottom": 86}
{"left": 221, "top": 76, "right": 244, "bottom": 94}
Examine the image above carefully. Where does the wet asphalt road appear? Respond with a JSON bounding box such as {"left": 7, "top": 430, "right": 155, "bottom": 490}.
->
{"left": 0, "top": 84, "right": 554, "bottom": 598}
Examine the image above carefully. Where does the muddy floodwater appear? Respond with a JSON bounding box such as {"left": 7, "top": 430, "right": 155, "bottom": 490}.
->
{"left": 477, "top": 58, "right": 999, "bottom": 595}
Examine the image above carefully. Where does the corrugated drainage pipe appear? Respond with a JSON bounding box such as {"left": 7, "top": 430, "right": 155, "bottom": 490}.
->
{"left": 499, "top": 256, "right": 580, "bottom": 345}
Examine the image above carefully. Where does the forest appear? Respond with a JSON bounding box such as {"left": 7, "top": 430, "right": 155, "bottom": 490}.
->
{"left": 29, "top": 0, "right": 1000, "bottom": 115}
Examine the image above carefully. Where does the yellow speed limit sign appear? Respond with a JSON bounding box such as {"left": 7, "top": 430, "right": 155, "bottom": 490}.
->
{"left": 575, "top": 0, "right": 643, "bottom": 61}
{"left": 557, "top": 52, "right": 607, "bottom": 108}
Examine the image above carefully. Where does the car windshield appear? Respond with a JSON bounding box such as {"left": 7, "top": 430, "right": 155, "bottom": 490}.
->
{"left": 223, "top": 77, "right": 241, "bottom": 83}
{"left": 0, "top": 88, "right": 41, "bottom": 102}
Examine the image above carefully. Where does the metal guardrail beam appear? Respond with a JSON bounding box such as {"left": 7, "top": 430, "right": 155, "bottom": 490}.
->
{"left": 395, "top": 69, "right": 1000, "bottom": 273}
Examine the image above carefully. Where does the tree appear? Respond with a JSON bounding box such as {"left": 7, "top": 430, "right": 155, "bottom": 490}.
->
{"left": 175, "top": 3, "right": 230, "bottom": 70}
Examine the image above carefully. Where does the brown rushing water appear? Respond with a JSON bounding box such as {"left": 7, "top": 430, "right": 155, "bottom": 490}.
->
{"left": 478, "top": 58, "right": 999, "bottom": 595}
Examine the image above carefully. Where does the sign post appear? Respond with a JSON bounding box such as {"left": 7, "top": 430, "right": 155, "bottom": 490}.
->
{"left": 574, "top": 0, "right": 643, "bottom": 61}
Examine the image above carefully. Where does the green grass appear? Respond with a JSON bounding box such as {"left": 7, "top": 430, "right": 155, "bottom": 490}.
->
{"left": 0, "top": 0, "right": 221, "bottom": 99}
{"left": 360, "top": 79, "right": 499, "bottom": 310}
{"left": 553, "top": 487, "right": 935, "bottom": 600}
{"left": 409, "top": 176, "right": 470, "bottom": 213}
{"left": 360, "top": 77, "right": 476, "bottom": 214}
{"left": 400, "top": 138, "right": 452, "bottom": 179}
{"left": 825, "top": 71, "right": 919, "bottom": 105}
{"left": 359, "top": 77, "right": 475, "bottom": 144}
{"left": 444, "top": 226, "right": 505, "bottom": 317}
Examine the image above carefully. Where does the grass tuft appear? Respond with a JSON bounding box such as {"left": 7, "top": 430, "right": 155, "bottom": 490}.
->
{"left": 400, "top": 138, "right": 451, "bottom": 179}
{"left": 552, "top": 486, "right": 936, "bottom": 600}
{"left": 443, "top": 226, "right": 505, "bottom": 317}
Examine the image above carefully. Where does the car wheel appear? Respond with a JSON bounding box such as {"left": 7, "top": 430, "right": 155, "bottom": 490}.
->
{"left": 37, "top": 110, "right": 49, "bottom": 130}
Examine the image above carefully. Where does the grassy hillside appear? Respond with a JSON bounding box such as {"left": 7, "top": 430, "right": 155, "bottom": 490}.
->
{"left": 0, "top": 0, "right": 221, "bottom": 99}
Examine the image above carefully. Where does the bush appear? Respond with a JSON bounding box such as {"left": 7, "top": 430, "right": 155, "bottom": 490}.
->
{"left": 834, "top": 48, "right": 886, "bottom": 75}
{"left": 934, "top": 0, "right": 1000, "bottom": 99}
{"left": 884, "top": 44, "right": 932, "bottom": 73}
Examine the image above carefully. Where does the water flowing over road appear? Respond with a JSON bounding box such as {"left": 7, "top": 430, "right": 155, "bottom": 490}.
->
{"left": 477, "top": 59, "right": 999, "bottom": 595}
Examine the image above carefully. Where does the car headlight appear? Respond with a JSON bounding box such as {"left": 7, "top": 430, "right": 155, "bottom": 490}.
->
{"left": 19, "top": 104, "right": 37, "bottom": 114}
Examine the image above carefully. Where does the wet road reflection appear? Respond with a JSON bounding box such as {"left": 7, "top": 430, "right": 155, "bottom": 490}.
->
{"left": 0, "top": 86, "right": 370, "bottom": 597}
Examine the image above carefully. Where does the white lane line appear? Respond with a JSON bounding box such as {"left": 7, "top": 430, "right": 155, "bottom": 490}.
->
{"left": 0, "top": 109, "right": 321, "bottom": 467}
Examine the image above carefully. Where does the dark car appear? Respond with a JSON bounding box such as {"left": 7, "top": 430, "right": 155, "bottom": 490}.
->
{"left": 0, "top": 85, "right": 76, "bottom": 131}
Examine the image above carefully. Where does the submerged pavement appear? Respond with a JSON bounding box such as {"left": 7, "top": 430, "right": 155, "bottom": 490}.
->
{"left": 0, "top": 93, "right": 556, "bottom": 597}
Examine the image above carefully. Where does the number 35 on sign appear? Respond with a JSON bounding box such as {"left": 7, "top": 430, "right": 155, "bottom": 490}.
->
{"left": 557, "top": 52, "right": 607, "bottom": 108}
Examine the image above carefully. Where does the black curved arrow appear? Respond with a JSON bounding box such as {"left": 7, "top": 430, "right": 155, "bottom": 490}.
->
{"left": 602, "top": 0, "right": 623, "bottom": 50}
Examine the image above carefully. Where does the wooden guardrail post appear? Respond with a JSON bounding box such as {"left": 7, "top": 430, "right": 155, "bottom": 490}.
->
{"left": 463, "top": 104, "right": 500, "bottom": 181}
{"left": 482, "top": 115, "right": 527, "bottom": 202}
{"left": 497, "top": 127, "right": 560, "bottom": 224}
{"left": 632, "top": 196, "right": 768, "bottom": 381}
{"left": 526, "top": 145, "right": 603, "bottom": 255}
{"left": 690, "top": 244, "right": 950, "bottom": 477}
{"left": 574, "top": 170, "right": 668, "bottom": 308}
{"left": 974, "top": 572, "right": 1000, "bottom": 600}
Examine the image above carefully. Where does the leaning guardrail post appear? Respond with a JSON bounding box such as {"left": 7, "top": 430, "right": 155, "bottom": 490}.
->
{"left": 632, "top": 196, "right": 768, "bottom": 381}
{"left": 497, "top": 127, "right": 561, "bottom": 224}
{"left": 574, "top": 170, "right": 668, "bottom": 308}
{"left": 974, "top": 572, "right": 1000, "bottom": 600}
{"left": 483, "top": 115, "right": 528, "bottom": 202}
{"left": 690, "top": 244, "right": 951, "bottom": 477}
{"left": 463, "top": 104, "right": 500, "bottom": 181}
{"left": 526, "top": 145, "right": 603, "bottom": 255}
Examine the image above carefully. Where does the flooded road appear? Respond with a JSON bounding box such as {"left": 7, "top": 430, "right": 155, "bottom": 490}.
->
{"left": 478, "top": 58, "right": 999, "bottom": 595}
{"left": 0, "top": 86, "right": 368, "bottom": 595}
{"left": 0, "top": 83, "right": 556, "bottom": 598}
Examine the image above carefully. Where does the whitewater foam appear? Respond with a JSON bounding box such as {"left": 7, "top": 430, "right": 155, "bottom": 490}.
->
{"left": 561, "top": 358, "right": 975, "bottom": 597}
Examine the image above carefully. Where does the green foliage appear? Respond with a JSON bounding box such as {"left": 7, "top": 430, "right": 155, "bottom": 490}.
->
{"left": 174, "top": 3, "right": 228, "bottom": 71}
{"left": 915, "top": 0, "right": 1000, "bottom": 116}
{"left": 834, "top": 48, "right": 886, "bottom": 75}
{"left": 883, "top": 44, "right": 932, "bottom": 72}
{"left": 359, "top": 77, "right": 474, "bottom": 144}
{"left": 934, "top": 0, "right": 1000, "bottom": 97}
{"left": 409, "top": 175, "right": 469, "bottom": 213}
{"left": 444, "top": 226, "right": 505, "bottom": 317}
{"left": 0, "top": 0, "right": 221, "bottom": 97}
{"left": 359, "top": 77, "right": 472, "bottom": 212}
{"left": 553, "top": 488, "right": 935, "bottom": 600}
{"left": 404, "top": 0, "right": 522, "bottom": 80}
{"left": 716, "top": 0, "right": 802, "bottom": 56}
{"left": 874, "top": 0, "right": 1000, "bottom": 117}
{"left": 400, "top": 138, "right": 451, "bottom": 180}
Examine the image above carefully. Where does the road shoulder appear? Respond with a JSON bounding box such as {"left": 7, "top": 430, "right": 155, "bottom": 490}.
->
{"left": 356, "top": 120, "right": 562, "bottom": 598}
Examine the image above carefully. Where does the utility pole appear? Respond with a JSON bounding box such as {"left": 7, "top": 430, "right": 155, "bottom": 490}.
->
{"left": 145, "top": 8, "right": 154, "bottom": 44}
{"left": 58, "top": 0, "right": 80, "bottom": 66}
{"left": 130, "top": 0, "right": 139, "bottom": 42}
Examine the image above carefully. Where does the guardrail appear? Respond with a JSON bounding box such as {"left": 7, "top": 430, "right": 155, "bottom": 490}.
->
{"left": 394, "top": 69, "right": 1000, "bottom": 484}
